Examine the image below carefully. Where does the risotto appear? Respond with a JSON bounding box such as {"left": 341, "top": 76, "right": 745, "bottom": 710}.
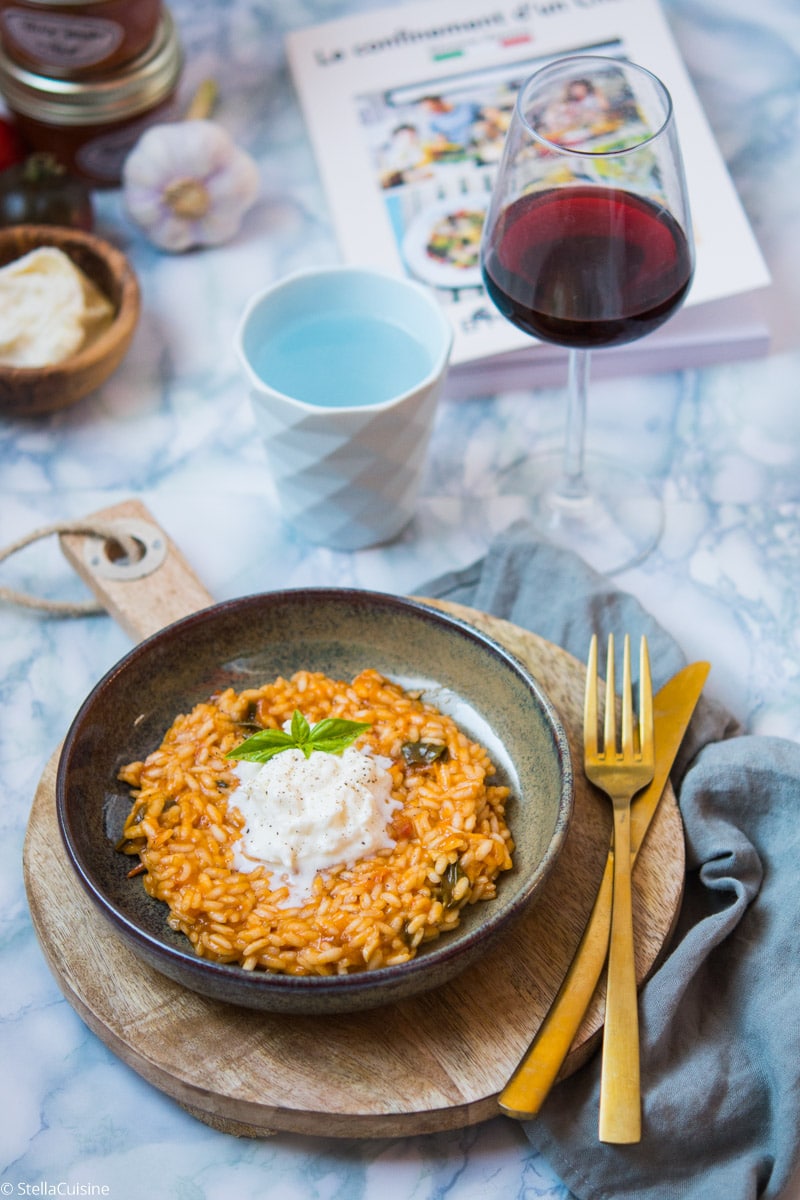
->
{"left": 117, "top": 668, "right": 514, "bottom": 976}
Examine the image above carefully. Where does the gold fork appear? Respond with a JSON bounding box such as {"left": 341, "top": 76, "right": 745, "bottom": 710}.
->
{"left": 584, "top": 633, "right": 655, "bottom": 1144}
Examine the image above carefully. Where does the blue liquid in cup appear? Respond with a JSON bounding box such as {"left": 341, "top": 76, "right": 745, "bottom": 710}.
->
{"left": 252, "top": 313, "right": 435, "bottom": 408}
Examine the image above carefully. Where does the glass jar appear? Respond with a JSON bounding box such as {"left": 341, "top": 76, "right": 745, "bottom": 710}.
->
{"left": 0, "top": 7, "right": 182, "bottom": 186}
{"left": 0, "top": 0, "right": 162, "bottom": 79}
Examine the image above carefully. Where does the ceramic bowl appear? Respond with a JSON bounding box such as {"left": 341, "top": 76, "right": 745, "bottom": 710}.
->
{"left": 0, "top": 224, "right": 140, "bottom": 417}
{"left": 56, "top": 589, "right": 573, "bottom": 1014}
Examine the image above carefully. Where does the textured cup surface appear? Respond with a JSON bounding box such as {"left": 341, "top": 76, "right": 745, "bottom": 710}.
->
{"left": 236, "top": 267, "right": 453, "bottom": 550}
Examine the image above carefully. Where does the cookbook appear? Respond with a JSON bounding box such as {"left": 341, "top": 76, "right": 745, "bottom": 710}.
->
{"left": 286, "top": 0, "right": 771, "bottom": 396}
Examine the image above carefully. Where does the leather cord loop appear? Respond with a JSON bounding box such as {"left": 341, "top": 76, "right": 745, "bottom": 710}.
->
{"left": 0, "top": 519, "right": 140, "bottom": 617}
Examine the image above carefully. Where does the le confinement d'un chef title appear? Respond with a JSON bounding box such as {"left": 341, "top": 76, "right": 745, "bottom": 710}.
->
{"left": 312, "top": 0, "right": 623, "bottom": 66}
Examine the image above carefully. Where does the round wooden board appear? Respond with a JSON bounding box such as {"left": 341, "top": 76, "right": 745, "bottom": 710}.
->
{"left": 23, "top": 601, "right": 685, "bottom": 1140}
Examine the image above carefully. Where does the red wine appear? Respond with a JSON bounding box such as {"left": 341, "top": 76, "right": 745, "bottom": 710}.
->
{"left": 482, "top": 186, "right": 693, "bottom": 349}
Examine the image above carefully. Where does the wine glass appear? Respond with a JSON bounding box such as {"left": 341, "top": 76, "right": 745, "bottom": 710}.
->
{"left": 480, "top": 56, "right": 694, "bottom": 573}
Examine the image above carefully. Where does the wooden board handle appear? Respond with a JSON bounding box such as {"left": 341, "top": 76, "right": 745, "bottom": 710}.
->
{"left": 58, "top": 499, "right": 213, "bottom": 642}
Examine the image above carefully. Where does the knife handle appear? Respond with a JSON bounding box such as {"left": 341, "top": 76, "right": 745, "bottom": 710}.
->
{"left": 499, "top": 860, "right": 612, "bottom": 1118}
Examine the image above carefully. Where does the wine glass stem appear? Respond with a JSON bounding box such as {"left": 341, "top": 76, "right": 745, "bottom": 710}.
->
{"left": 557, "top": 348, "right": 591, "bottom": 503}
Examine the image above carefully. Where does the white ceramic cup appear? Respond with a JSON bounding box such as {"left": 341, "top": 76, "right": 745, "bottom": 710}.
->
{"left": 236, "top": 266, "right": 453, "bottom": 551}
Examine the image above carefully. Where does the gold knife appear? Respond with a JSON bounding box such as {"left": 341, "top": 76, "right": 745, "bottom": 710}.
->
{"left": 499, "top": 660, "right": 710, "bottom": 1119}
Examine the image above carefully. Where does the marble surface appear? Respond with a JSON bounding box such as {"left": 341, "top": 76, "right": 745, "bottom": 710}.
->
{"left": 2, "top": 0, "right": 799, "bottom": 1196}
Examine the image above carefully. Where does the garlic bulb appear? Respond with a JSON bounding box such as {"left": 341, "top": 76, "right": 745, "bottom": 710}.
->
{"left": 122, "top": 119, "right": 259, "bottom": 253}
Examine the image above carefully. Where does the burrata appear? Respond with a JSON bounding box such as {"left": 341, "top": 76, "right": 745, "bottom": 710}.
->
{"left": 231, "top": 744, "right": 402, "bottom": 905}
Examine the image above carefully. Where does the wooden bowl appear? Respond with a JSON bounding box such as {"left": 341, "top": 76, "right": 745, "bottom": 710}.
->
{"left": 0, "top": 224, "right": 140, "bottom": 417}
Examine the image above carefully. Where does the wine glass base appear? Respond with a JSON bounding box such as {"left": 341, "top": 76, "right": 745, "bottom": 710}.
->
{"left": 500, "top": 451, "right": 664, "bottom": 575}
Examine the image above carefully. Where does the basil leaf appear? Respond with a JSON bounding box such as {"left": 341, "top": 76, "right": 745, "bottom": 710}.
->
{"left": 225, "top": 711, "right": 371, "bottom": 763}
{"left": 291, "top": 709, "right": 311, "bottom": 745}
{"left": 237, "top": 743, "right": 298, "bottom": 764}
{"left": 440, "top": 861, "right": 467, "bottom": 909}
{"left": 310, "top": 736, "right": 363, "bottom": 754}
{"left": 310, "top": 717, "right": 370, "bottom": 740}
{"left": 401, "top": 740, "right": 448, "bottom": 766}
{"left": 225, "top": 727, "right": 294, "bottom": 762}
{"left": 309, "top": 718, "right": 371, "bottom": 756}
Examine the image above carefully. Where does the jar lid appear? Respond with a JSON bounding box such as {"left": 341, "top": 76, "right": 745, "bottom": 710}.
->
{"left": 0, "top": 8, "right": 182, "bottom": 125}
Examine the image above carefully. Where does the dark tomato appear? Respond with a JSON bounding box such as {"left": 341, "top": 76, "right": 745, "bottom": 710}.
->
{"left": 0, "top": 116, "right": 26, "bottom": 172}
{"left": 0, "top": 152, "right": 94, "bottom": 230}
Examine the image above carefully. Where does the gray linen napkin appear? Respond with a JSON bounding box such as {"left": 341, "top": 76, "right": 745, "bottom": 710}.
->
{"left": 421, "top": 522, "right": 800, "bottom": 1200}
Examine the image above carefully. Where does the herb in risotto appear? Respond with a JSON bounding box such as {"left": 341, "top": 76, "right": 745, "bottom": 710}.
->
{"left": 117, "top": 669, "right": 514, "bottom": 976}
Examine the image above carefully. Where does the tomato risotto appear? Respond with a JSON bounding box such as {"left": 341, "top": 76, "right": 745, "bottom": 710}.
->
{"left": 117, "top": 668, "right": 514, "bottom": 976}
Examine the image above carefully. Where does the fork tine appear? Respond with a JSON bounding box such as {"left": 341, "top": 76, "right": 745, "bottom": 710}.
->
{"left": 639, "top": 636, "right": 654, "bottom": 764}
{"left": 584, "top": 634, "right": 599, "bottom": 760}
{"left": 603, "top": 633, "right": 616, "bottom": 759}
{"left": 621, "top": 635, "right": 634, "bottom": 758}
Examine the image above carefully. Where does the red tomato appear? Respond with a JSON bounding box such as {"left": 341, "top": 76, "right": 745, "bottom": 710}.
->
{"left": 0, "top": 116, "right": 26, "bottom": 172}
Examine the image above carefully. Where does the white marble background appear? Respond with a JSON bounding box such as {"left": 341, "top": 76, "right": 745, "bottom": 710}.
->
{"left": 1, "top": 0, "right": 799, "bottom": 1196}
